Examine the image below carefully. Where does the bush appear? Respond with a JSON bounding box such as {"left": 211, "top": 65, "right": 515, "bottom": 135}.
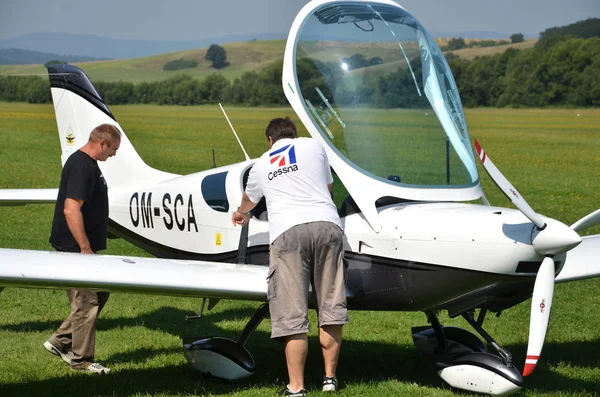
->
{"left": 163, "top": 59, "right": 198, "bottom": 71}
{"left": 510, "top": 33, "right": 525, "bottom": 44}
{"left": 470, "top": 40, "right": 509, "bottom": 48}
{"left": 445, "top": 37, "right": 467, "bottom": 51}
{"left": 341, "top": 54, "right": 384, "bottom": 70}
{"left": 44, "top": 60, "right": 67, "bottom": 67}
{"left": 95, "top": 81, "right": 135, "bottom": 105}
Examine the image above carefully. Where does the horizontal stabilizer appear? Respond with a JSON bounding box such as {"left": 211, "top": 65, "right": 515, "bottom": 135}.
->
{"left": 0, "top": 189, "right": 58, "bottom": 206}
{"left": 556, "top": 235, "right": 600, "bottom": 282}
{"left": 0, "top": 248, "right": 268, "bottom": 301}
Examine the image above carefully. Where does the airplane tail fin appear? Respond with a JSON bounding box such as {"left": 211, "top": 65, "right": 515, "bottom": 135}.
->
{"left": 47, "top": 64, "right": 177, "bottom": 187}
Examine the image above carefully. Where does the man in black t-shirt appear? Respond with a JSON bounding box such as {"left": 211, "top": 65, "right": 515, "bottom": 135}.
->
{"left": 44, "top": 123, "right": 121, "bottom": 374}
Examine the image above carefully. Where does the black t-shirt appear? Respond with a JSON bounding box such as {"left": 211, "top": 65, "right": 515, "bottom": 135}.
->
{"left": 49, "top": 150, "right": 109, "bottom": 252}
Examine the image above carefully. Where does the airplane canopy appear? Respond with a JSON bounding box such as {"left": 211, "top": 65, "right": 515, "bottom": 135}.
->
{"left": 284, "top": 0, "right": 483, "bottom": 232}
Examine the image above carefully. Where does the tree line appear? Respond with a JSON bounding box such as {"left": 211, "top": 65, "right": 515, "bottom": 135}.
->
{"left": 1, "top": 36, "right": 598, "bottom": 108}
{"left": 537, "top": 18, "right": 600, "bottom": 49}
{"left": 448, "top": 36, "right": 600, "bottom": 107}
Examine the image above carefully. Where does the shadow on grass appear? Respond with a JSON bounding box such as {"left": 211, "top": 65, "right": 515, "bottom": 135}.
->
{"left": 503, "top": 340, "right": 600, "bottom": 394}
{"left": 0, "top": 339, "right": 443, "bottom": 397}
{"left": 0, "top": 305, "right": 258, "bottom": 338}
{"left": 2, "top": 306, "right": 599, "bottom": 396}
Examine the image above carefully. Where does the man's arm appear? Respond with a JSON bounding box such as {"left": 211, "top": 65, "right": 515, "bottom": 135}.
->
{"left": 63, "top": 198, "right": 93, "bottom": 254}
{"left": 231, "top": 192, "right": 258, "bottom": 226}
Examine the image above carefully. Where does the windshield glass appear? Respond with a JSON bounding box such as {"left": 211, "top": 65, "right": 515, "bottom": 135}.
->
{"left": 294, "top": 2, "right": 478, "bottom": 188}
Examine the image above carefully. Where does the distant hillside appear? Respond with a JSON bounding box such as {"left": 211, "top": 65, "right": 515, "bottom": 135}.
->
{"left": 0, "top": 30, "right": 530, "bottom": 61}
{"left": 446, "top": 39, "right": 537, "bottom": 61}
{"left": 0, "top": 40, "right": 288, "bottom": 83}
{"left": 0, "top": 48, "right": 107, "bottom": 65}
{"left": 2, "top": 36, "right": 597, "bottom": 108}
{"left": 432, "top": 30, "right": 536, "bottom": 39}
{"left": 0, "top": 38, "right": 539, "bottom": 84}
{"left": 0, "top": 32, "right": 287, "bottom": 60}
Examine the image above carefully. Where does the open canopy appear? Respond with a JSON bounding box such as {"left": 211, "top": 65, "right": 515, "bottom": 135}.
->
{"left": 284, "top": 0, "right": 483, "bottom": 231}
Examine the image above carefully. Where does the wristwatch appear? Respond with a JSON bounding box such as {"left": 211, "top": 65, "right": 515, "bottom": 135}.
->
{"left": 237, "top": 207, "right": 249, "bottom": 215}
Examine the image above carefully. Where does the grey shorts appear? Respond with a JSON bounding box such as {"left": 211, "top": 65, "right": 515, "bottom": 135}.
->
{"left": 267, "top": 221, "right": 349, "bottom": 339}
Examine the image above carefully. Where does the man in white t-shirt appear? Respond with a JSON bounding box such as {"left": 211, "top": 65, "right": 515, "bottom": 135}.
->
{"left": 232, "top": 117, "right": 348, "bottom": 396}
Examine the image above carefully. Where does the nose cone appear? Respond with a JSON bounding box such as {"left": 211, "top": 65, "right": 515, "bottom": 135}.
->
{"left": 532, "top": 219, "right": 582, "bottom": 256}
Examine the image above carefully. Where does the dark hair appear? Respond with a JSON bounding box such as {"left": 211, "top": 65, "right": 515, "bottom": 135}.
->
{"left": 265, "top": 117, "right": 297, "bottom": 143}
{"left": 89, "top": 124, "right": 121, "bottom": 146}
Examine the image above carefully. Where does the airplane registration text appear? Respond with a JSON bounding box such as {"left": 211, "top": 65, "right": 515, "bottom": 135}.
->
{"left": 129, "top": 192, "right": 198, "bottom": 232}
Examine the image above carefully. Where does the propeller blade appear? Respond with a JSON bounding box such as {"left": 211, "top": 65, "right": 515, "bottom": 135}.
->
{"left": 474, "top": 139, "right": 546, "bottom": 229}
{"left": 523, "top": 256, "right": 555, "bottom": 376}
{"left": 571, "top": 209, "right": 600, "bottom": 232}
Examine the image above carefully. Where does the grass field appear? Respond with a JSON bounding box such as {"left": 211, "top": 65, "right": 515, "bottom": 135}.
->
{"left": 0, "top": 38, "right": 537, "bottom": 83}
{"left": 0, "top": 103, "right": 599, "bottom": 396}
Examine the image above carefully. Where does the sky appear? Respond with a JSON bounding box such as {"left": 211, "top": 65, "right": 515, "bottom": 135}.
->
{"left": 1, "top": 0, "right": 598, "bottom": 41}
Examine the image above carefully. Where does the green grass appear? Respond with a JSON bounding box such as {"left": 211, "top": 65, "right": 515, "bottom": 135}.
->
{"left": 0, "top": 103, "right": 599, "bottom": 396}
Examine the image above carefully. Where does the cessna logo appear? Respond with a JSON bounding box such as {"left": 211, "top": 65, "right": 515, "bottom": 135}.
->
{"left": 268, "top": 144, "right": 299, "bottom": 180}
{"left": 269, "top": 144, "right": 296, "bottom": 166}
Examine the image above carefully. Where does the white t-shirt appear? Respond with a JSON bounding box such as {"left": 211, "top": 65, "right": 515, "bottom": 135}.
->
{"left": 245, "top": 137, "right": 342, "bottom": 243}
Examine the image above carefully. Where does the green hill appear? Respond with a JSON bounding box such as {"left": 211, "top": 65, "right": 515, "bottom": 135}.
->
{"left": 0, "top": 38, "right": 537, "bottom": 84}
{"left": 447, "top": 39, "right": 537, "bottom": 60}
{"left": 0, "top": 40, "right": 287, "bottom": 83}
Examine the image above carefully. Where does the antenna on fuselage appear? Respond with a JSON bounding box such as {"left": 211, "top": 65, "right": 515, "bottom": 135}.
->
{"left": 219, "top": 103, "right": 250, "bottom": 162}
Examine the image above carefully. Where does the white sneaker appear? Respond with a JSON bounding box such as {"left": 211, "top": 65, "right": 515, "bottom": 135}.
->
{"left": 43, "top": 340, "right": 73, "bottom": 365}
{"left": 84, "top": 362, "right": 111, "bottom": 374}
{"left": 322, "top": 376, "right": 338, "bottom": 392}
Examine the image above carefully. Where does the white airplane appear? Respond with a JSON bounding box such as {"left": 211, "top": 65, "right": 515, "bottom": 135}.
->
{"left": 1, "top": 0, "right": 599, "bottom": 394}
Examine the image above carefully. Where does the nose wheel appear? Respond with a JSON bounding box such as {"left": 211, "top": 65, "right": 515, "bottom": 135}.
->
{"left": 412, "top": 310, "right": 523, "bottom": 395}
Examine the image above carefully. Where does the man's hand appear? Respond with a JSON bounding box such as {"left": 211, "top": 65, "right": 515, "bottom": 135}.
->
{"left": 232, "top": 193, "right": 258, "bottom": 226}
{"left": 232, "top": 210, "right": 249, "bottom": 226}
{"left": 80, "top": 247, "right": 94, "bottom": 254}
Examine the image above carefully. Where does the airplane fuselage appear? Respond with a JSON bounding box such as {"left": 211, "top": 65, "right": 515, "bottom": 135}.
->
{"left": 106, "top": 160, "right": 554, "bottom": 315}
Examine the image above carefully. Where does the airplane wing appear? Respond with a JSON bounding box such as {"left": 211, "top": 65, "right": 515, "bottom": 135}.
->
{"left": 0, "top": 189, "right": 58, "bottom": 205}
{"left": 556, "top": 235, "right": 600, "bottom": 283}
{"left": 0, "top": 248, "right": 268, "bottom": 301}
